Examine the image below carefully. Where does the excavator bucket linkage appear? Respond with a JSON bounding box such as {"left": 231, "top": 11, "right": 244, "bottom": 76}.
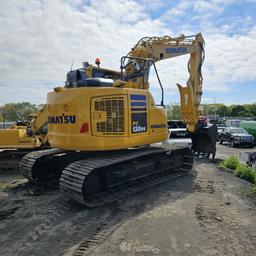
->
{"left": 190, "top": 124, "right": 218, "bottom": 160}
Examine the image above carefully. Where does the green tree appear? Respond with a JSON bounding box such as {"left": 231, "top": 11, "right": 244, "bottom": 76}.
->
{"left": 166, "top": 105, "right": 172, "bottom": 120}
{"left": 217, "top": 104, "right": 227, "bottom": 116}
{"left": 200, "top": 104, "right": 208, "bottom": 116}
{"left": 245, "top": 103, "right": 256, "bottom": 117}
{"left": 0, "top": 102, "right": 39, "bottom": 121}
{"left": 228, "top": 105, "right": 249, "bottom": 117}
{"left": 166, "top": 104, "right": 181, "bottom": 120}
{"left": 205, "top": 104, "right": 227, "bottom": 117}
{"left": 172, "top": 105, "right": 181, "bottom": 119}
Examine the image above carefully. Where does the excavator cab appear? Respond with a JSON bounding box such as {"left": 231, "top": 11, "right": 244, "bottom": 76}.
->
{"left": 65, "top": 61, "right": 120, "bottom": 88}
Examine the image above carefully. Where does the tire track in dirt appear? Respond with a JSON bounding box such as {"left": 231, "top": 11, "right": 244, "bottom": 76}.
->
{"left": 194, "top": 162, "right": 256, "bottom": 256}
{"left": 15, "top": 193, "right": 73, "bottom": 255}
{"left": 194, "top": 179, "right": 215, "bottom": 194}
{"left": 72, "top": 220, "right": 122, "bottom": 256}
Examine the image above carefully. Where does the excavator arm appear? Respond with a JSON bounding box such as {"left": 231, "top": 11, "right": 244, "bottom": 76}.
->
{"left": 28, "top": 104, "right": 48, "bottom": 146}
{"left": 121, "top": 33, "right": 217, "bottom": 158}
{"left": 122, "top": 33, "right": 204, "bottom": 132}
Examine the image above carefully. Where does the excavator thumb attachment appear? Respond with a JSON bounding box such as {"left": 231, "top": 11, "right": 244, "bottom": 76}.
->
{"left": 177, "top": 83, "right": 198, "bottom": 132}
{"left": 189, "top": 124, "right": 218, "bottom": 160}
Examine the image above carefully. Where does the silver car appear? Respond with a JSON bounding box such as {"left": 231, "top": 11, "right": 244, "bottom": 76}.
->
{"left": 168, "top": 128, "right": 192, "bottom": 147}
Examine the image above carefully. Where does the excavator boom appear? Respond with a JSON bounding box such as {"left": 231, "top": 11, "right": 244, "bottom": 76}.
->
{"left": 123, "top": 33, "right": 205, "bottom": 132}
{"left": 121, "top": 33, "right": 216, "bottom": 158}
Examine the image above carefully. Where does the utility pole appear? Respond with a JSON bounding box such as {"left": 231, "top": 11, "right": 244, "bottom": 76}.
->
{"left": 214, "top": 98, "right": 217, "bottom": 121}
{"left": 3, "top": 112, "right": 6, "bottom": 129}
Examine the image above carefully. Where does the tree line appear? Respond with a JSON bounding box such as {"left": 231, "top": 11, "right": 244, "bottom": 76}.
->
{"left": 0, "top": 102, "right": 256, "bottom": 122}
{"left": 0, "top": 102, "right": 42, "bottom": 122}
{"left": 201, "top": 103, "right": 256, "bottom": 118}
{"left": 167, "top": 103, "right": 256, "bottom": 120}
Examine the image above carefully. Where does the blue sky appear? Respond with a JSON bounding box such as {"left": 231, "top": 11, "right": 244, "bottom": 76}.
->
{"left": 0, "top": 0, "right": 255, "bottom": 106}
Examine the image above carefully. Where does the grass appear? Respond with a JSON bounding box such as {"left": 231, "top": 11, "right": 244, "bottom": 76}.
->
{"left": 235, "top": 163, "right": 256, "bottom": 183}
{"left": 246, "top": 186, "right": 256, "bottom": 198}
{"left": 0, "top": 182, "right": 6, "bottom": 190}
{"left": 219, "top": 155, "right": 256, "bottom": 195}
{"left": 218, "top": 155, "right": 240, "bottom": 170}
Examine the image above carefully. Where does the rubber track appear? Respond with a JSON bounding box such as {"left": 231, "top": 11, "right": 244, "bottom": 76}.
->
{"left": 0, "top": 149, "right": 33, "bottom": 171}
{"left": 19, "top": 148, "right": 65, "bottom": 182}
{"left": 60, "top": 148, "right": 193, "bottom": 207}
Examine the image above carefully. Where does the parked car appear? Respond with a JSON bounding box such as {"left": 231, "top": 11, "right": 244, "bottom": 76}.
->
{"left": 168, "top": 128, "right": 192, "bottom": 147}
{"left": 167, "top": 120, "right": 186, "bottom": 129}
{"left": 219, "top": 127, "right": 254, "bottom": 148}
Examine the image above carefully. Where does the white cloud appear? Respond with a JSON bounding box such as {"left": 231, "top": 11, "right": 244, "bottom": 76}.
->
{"left": 204, "top": 30, "right": 256, "bottom": 91}
{"left": 139, "top": 0, "right": 165, "bottom": 11}
{"left": 213, "top": 0, "right": 235, "bottom": 4}
{"left": 160, "top": 1, "right": 192, "bottom": 20}
{"left": 0, "top": 0, "right": 171, "bottom": 105}
{"left": 194, "top": 0, "right": 224, "bottom": 14}
{"left": 0, "top": 0, "right": 256, "bottom": 106}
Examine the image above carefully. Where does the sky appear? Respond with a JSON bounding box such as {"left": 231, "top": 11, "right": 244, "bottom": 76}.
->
{"left": 0, "top": 0, "right": 256, "bottom": 106}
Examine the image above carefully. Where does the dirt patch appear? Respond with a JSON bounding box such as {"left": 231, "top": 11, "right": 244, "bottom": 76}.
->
{"left": 0, "top": 205, "right": 20, "bottom": 221}
{"left": 194, "top": 179, "right": 215, "bottom": 193}
{"left": 1, "top": 144, "right": 256, "bottom": 255}
{"left": 89, "top": 161, "right": 256, "bottom": 256}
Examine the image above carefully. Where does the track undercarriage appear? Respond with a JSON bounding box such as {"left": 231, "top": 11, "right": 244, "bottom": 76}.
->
{"left": 20, "top": 147, "right": 193, "bottom": 207}
{"left": 0, "top": 149, "right": 37, "bottom": 171}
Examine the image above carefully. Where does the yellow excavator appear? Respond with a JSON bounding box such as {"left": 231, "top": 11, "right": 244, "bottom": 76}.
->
{"left": 20, "top": 33, "right": 217, "bottom": 207}
{"left": 0, "top": 106, "right": 49, "bottom": 170}
{"left": 0, "top": 105, "right": 48, "bottom": 149}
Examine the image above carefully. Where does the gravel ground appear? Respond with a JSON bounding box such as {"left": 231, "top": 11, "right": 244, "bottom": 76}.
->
{"left": 0, "top": 144, "right": 256, "bottom": 256}
{"left": 215, "top": 142, "right": 256, "bottom": 160}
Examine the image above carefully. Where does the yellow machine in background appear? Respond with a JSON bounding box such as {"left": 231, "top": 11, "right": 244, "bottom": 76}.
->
{"left": 20, "top": 33, "right": 217, "bottom": 207}
{"left": 0, "top": 105, "right": 48, "bottom": 149}
{"left": 0, "top": 105, "right": 48, "bottom": 170}
{"left": 0, "top": 123, "right": 38, "bottom": 149}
